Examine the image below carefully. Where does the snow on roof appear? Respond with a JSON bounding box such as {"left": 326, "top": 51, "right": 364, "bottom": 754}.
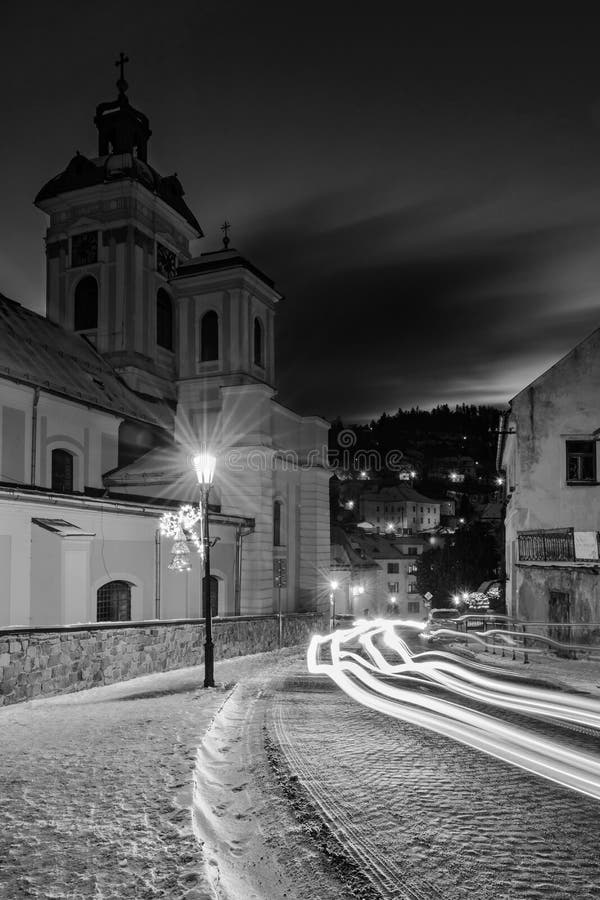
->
{"left": 0, "top": 293, "right": 168, "bottom": 428}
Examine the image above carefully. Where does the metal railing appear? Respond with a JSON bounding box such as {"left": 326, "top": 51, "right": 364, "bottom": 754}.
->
{"left": 518, "top": 528, "right": 576, "bottom": 562}
{"left": 435, "top": 614, "right": 600, "bottom": 662}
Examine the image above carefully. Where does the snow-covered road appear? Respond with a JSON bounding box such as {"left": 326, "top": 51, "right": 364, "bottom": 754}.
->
{"left": 2, "top": 640, "right": 600, "bottom": 900}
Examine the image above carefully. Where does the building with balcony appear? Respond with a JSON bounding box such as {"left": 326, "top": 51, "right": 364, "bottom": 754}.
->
{"left": 498, "top": 325, "right": 600, "bottom": 637}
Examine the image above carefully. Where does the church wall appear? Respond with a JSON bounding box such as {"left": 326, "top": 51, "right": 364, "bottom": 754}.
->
{"left": 35, "top": 395, "right": 121, "bottom": 491}
{"left": 1, "top": 382, "right": 32, "bottom": 484}
{"left": 0, "top": 503, "right": 31, "bottom": 626}
{"left": 31, "top": 525, "right": 62, "bottom": 625}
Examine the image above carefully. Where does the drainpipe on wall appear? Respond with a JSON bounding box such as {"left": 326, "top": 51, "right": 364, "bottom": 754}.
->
{"left": 155, "top": 529, "right": 161, "bottom": 619}
{"left": 31, "top": 388, "right": 40, "bottom": 485}
{"left": 234, "top": 525, "right": 254, "bottom": 616}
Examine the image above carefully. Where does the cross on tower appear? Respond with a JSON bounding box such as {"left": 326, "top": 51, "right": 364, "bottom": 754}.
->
{"left": 115, "top": 52, "right": 130, "bottom": 95}
{"left": 221, "top": 220, "right": 231, "bottom": 249}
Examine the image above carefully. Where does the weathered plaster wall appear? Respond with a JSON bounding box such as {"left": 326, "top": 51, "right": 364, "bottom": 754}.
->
{"left": 0, "top": 612, "right": 326, "bottom": 707}
{"left": 516, "top": 564, "right": 600, "bottom": 641}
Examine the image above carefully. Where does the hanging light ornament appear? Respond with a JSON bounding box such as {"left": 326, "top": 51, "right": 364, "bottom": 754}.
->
{"left": 169, "top": 526, "right": 192, "bottom": 572}
{"left": 160, "top": 504, "right": 204, "bottom": 568}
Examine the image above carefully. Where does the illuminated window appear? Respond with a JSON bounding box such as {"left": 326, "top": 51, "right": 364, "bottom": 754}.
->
{"left": 408, "top": 582, "right": 418, "bottom": 593}
{"left": 566, "top": 440, "right": 595, "bottom": 482}
{"left": 97, "top": 581, "right": 131, "bottom": 621}
{"left": 156, "top": 289, "right": 173, "bottom": 350}
{"left": 51, "top": 449, "right": 74, "bottom": 493}
{"left": 254, "top": 317, "right": 263, "bottom": 366}
{"left": 387, "top": 581, "right": 399, "bottom": 592}
{"left": 201, "top": 311, "right": 219, "bottom": 361}
{"left": 74, "top": 276, "right": 98, "bottom": 331}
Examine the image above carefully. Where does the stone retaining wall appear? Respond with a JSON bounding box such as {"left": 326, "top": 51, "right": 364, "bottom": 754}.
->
{"left": 0, "top": 612, "right": 327, "bottom": 707}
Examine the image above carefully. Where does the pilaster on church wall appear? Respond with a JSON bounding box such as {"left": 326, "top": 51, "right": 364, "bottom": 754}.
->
{"left": 0, "top": 503, "right": 32, "bottom": 627}
{"left": 218, "top": 455, "right": 275, "bottom": 615}
{"left": 298, "top": 465, "right": 331, "bottom": 613}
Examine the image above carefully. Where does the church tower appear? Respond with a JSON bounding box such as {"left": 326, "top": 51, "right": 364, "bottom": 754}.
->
{"left": 35, "top": 54, "right": 203, "bottom": 402}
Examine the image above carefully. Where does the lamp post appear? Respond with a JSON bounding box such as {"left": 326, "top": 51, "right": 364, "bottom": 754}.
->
{"left": 193, "top": 449, "right": 217, "bottom": 688}
{"left": 329, "top": 579, "right": 339, "bottom": 631}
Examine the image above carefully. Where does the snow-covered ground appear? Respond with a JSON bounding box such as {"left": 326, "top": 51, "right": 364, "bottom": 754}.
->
{"left": 2, "top": 636, "right": 600, "bottom": 900}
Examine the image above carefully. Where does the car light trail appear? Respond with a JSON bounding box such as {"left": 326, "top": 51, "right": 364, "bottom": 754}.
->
{"left": 307, "top": 620, "right": 600, "bottom": 801}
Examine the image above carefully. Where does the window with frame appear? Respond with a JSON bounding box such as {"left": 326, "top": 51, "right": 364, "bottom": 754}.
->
{"left": 200, "top": 311, "right": 219, "bottom": 361}
{"left": 97, "top": 580, "right": 131, "bottom": 621}
{"left": 387, "top": 581, "right": 399, "bottom": 592}
{"left": 74, "top": 276, "right": 98, "bottom": 331}
{"left": 407, "top": 601, "right": 420, "bottom": 614}
{"left": 156, "top": 289, "right": 173, "bottom": 350}
{"left": 387, "top": 562, "right": 399, "bottom": 574}
{"left": 51, "top": 448, "right": 74, "bottom": 493}
{"left": 407, "top": 582, "right": 418, "bottom": 593}
{"left": 566, "top": 440, "right": 596, "bottom": 483}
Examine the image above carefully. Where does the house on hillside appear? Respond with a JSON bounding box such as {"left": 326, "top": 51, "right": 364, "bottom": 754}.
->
{"left": 0, "top": 64, "right": 330, "bottom": 628}
{"left": 498, "top": 326, "right": 600, "bottom": 637}
{"left": 330, "top": 527, "right": 429, "bottom": 619}
{"left": 357, "top": 485, "right": 441, "bottom": 535}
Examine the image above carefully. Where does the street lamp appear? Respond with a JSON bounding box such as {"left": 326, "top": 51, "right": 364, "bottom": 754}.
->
{"left": 329, "top": 579, "right": 339, "bottom": 631}
{"left": 192, "top": 448, "right": 217, "bottom": 688}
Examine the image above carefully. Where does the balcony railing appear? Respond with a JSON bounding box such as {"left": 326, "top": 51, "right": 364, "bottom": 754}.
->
{"left": 518, "top": 528, "right": 576, "bottom": 562}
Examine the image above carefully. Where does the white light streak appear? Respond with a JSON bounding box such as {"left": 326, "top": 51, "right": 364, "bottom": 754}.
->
{"left": 307, "top": 619, "right": 600, "bottom": 801}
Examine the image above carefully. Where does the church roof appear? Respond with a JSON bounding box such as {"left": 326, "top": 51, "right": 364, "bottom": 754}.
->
{"left": 0, "top": 293, "right": 167, "bottom": 427}
{"left": 35, "top": 152, "right": 202, "bottom": 235}
{"left": 176, "top": 248, "right": 277, "bottom": 290}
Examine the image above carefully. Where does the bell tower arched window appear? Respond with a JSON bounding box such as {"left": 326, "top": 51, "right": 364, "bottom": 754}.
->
{"left": 51, "top": 449, "right": 74, "bottom": 493}
{"left": 254, "top": 317, "right": 264, "bottom": 367}
{"left": 74, "top": 276, "right": 98, "bottom": 331}
{"left": 201, "top": 311, "right": 219, "bottom": 361}
{"left": 156, "top": 289, "right": 173, "bottom": 350}
{"left": 97, "top": 581, "right": 132, "bottom": 621}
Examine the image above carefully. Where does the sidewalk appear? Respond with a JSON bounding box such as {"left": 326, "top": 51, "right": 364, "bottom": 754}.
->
{"left": 0, "top": 648, "right": 328, "bottom": 900}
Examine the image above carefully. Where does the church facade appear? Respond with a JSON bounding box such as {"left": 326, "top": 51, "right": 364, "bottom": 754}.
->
{"left": 0, "top": 62, "right": 330, "bottom": 628}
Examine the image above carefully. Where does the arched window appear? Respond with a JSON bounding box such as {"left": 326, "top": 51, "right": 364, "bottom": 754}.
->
{"left": 273, "top": 500, "right": 283, "bottom": 547}
{"left": 202, "top": 575, "right": 219, "bottom": 617}
{"left": 74, "top": 276, "right": 98, "bottom": 331}
{"left": 200, "top": 311, "right": 219, "bottom": 361}
{"left": 254, "top": 317, "right": 263, "bottom": 366}
{"left": 51, "top": 449, "right": 74, "bottom": 493}
{"left": 97, "top": 581, "right": 132, "bottom": 621}
{"left": 156, "top": 289, "right": 173, "bottom": 350}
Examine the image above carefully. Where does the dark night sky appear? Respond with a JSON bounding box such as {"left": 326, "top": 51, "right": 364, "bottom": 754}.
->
{"left": 3, "top": 3, "right": 600, "bottom": 423}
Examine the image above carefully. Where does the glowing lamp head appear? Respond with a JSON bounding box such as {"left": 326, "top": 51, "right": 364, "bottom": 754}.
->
{"left": 192, "top": 448, "right": 216, "bottom": 488}
{"left": 330, "top": 579, "right": 339, "bottom": 591}
{"left": 360, "top": 471, "right": 367, "bottom": 479}
{"left": 496, "top": 476, "right": 504, "bottom": 486}
{"left": 452, "top": 595, "right": 460, "bottom": 605}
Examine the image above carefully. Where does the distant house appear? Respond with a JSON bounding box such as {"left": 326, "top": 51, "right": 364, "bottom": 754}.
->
{"left": 330, "top": 526, "right": 429, "bottom": 619}
{"left": 357, "top": 485, "right": 441, "bottom": 535}
{"left": 498, "top": 326, "right": 600, "bottom": 636}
